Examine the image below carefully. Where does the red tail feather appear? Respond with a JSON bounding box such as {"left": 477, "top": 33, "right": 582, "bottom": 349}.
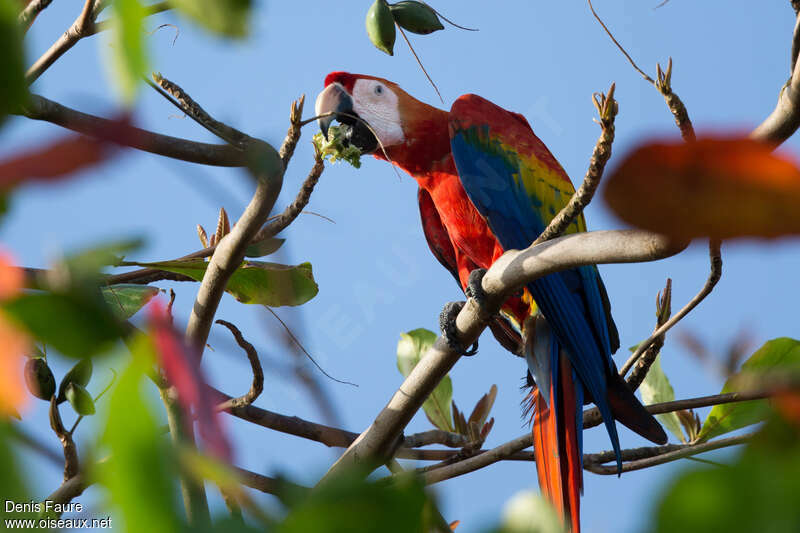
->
{"left": 532, "top": 354, "right": 582, "bottom": 533}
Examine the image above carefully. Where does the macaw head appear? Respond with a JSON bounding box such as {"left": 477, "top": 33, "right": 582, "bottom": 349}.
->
{"left": 315, "top": 72, "right": 447, "bottom": 163}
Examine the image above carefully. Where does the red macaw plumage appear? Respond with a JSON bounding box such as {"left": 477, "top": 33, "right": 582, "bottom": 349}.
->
{"left": 316, "top": 72, "right": 667, "bottom": 532}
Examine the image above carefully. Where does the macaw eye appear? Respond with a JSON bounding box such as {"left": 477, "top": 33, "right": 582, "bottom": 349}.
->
{"left": 374, "top": 84, "right": 384, "bottom": 95}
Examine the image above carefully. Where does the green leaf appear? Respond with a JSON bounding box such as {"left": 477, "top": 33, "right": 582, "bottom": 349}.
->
{"left": 697, "top": 337, "right": 800, "bottom": 442}
{"left": 3, "top": 291, "right": 126, "bottom": 359}
{"left": 169, "top": 0, "right": 252, "bottom": 38}
{"left": 98, "top": 335, "right": 182, "bottom": 533}
{"left": 277, "top": 468, "right": 431, "bottom": 533}
{"left": 24, "top": 358, "right": 56, "bottom": 400}
{"left": 245, "top": 237, "right": 285, "bottom": 258}
{"left": 110, "top": 0, "right": 148, "bottom": 103}
{"left": 639, "top": 354, "right": 685, "bottom": 443}
{"left": 124, "top": 259, "right": 318, "bottom": 307}
{"left": 0, "top": 422, "right": 31, "bottom": 520}
{"left": 65, "top": 239, "right": 143, "bottom": 277}
{"left": 58, "top": 358, "right": 93, "bottom": 403}
{"left": 654, "top": 415, "right": 800, "bottom": 533}
{"left": 102, "top": 284, "right": 159, "bottom": 319}
{"left": 397, "top": 328, "right": 453, "bottom": 432}
{"left": 65, "top": 383, "right": 95, "bottom": 415}
{"left": 390, "top": 1, "right": 444, "bottom": 35}
{"left": 0, "top": 1, "right": 27, "bottom": 124}
{"left": 365, "top": 0, "right": 396, "bottom": 55}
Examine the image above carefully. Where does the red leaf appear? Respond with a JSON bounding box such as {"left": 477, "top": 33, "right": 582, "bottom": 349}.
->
{"left": 149, "top": 302, "right": 232, "bottom": 462}
{"left": 0, "top": 250, "right": 29, "bottom": 417}
{"left": 604, "top": 136, "right": 800, "bottom": 240}
{"left": 0, "top": 117, "right": 134, "bottom": 189}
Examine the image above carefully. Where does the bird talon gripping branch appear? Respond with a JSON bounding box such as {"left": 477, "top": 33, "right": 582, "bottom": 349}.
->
{"left": 439, "top": 301, "right": 479, "bottom": 356}
{"left": 465, "top": 268, "right": 488, "bottom": 309}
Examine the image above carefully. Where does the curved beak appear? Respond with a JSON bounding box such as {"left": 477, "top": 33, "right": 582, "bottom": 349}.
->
{"left": 314, "top": 83, "right": 353, "bottom": 138}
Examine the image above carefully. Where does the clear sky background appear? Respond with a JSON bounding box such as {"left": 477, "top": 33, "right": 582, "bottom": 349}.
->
{"left": 3, "top": 1, "right": 800, "bottom": 532}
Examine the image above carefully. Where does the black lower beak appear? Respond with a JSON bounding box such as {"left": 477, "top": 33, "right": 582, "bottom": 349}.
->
{"left": 315, "top": 84, "right": 353, "bottom": 139}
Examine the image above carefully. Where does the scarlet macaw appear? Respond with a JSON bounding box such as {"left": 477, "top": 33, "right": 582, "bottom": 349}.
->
{"left": 316, "top": 72, "right": 667, "bottom": 532}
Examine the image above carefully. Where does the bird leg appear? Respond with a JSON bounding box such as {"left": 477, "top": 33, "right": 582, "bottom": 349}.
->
{"left": 465, "top": 268, "right": 488, "bottom": 309}
{"left": 439, "top": 301, "right": 479, "bottom": 356}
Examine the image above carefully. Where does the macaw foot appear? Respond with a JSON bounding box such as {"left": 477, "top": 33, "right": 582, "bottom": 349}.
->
{"left": 465, "top": 268, "right": 488, "bottom": 309}
{"left": 439, "top": 301, "right": 479, "bottom": 356}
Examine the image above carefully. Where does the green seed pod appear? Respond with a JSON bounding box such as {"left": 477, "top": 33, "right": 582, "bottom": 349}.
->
{"left": 24, "top": 358, "right": 56, "bottom": 400}
{"left": 57, "top": 358, "right": 93, "bottom": 403}
{"left": 65, "top": 383, "right": 95, "bottom": 416}
{"left": 366, "top": 0, "right": 396, "bottom": 55}
{"left": 390, "top": 1, "right": 443, "bottom": 35}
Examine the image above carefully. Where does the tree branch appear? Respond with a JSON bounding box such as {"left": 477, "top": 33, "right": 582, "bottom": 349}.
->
{"left": 20, "top": 94, "right": 247, "bottom": 166}
{"left": 48, "top": 397, "right": 79, "bottom": 482}
{"left": 625, "top": 278, "right": 671, "bottom": 391}
{"left": 583, "top": 433, "right": 752, "bottom": 475}
{"left": 214, "top": 320, "right": 264, "bottom": 410}
{"left": 420, "top": 435, "right": 532, "bottom": 485}
{"left": 18, "top": 0, "right": 54, "bottom": 32}
{"left": 183, "top": 119, "right": 291, "bottom": 354}
{"left": 317, "top": 230, "right": 686, "bottom": 485}
{"left": 233, "top": 466, "right": 309, "bottom": 496}
{"left": 532, "top": 83, "right": 617, "bottom": 246}
{"left": 621, "top": 240, "right": 721, "bottom": 376}
{"left": 26, "top": 0, "right": 100, "bottom": 84}
{"left": 751, "top": 10, "right": 800, "bottom": 144}
{"left": 43, "top": 473, "right": 89, "bottom": 517}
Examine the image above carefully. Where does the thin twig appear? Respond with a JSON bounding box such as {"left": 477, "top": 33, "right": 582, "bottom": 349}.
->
{"left": 91, "top": 2, "right": 171, "bottom": 35}
{"left": 532, "top": 83, "right": 617, "bottom": 246}
{"left": 233, "top": 466, "right": 309, "bottom": 496}
{"left": 214, "top": 320, "right": 264, "bottom": 410}
{"left": 148, "top": 73, "right": 250, "bottom": 148}
{"left": 424, "top": 2, "right": 478, "bottom": 31}
{"left": 626, "top": 278, "right": 672, "bottom": 391}
{"left": 252, "top": 148, "right": 324, "bottom": 242}
{"left": 621, "top": 240, "right": 721, "bottom": 376}
{"left": 8, "top": 423, "right": 63, "bottom": 466}
{"left": 279, "top": 96, "right": 305, "bottom": 167}
{"left": 584, "top": 433, "right": 752, "bottom": 474}
{"left": 401, "top": 429, "right": 467, "bottom": 449}
{"left": 396, "top": 23, "right": 443, "bottom": 104}
{"left": 420, "top": 435, "right": 531, "bottom": 485}
{"left": 26, "top": 0, "right": 100, "bottom": 84}
{"left": 587, "top": 0, "right": 654, "bottom": 83}
{"left": 583, "top": 388, "right": 773, "bottom": 430}
{"left": 18, "top": 0, "right": 54, "bottom": 31}
{"left": 49, "top": 397, "right": 79, "bottom": 482}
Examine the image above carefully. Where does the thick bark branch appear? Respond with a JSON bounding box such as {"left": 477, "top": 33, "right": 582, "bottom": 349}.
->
{"left": 317, "top": 230, "right": 686, "bottom": 485}
{"left": 751, "top": 10, "right": 800, "bottom": 144}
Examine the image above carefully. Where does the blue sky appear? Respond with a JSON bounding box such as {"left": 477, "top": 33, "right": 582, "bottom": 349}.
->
{"left": 3, "top": 1, "right": 800, "bottom": 532}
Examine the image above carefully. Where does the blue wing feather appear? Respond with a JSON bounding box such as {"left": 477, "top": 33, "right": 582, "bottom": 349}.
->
{"left": 449, "top": 95, "right": 623, "bottom": 470}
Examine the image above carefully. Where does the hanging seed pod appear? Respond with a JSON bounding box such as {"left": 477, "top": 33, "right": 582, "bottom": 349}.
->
{"left": 57, "top": 358, "right": 93, "bottom": 403}
{"left": 24, "top": 358, "right": 56, "bottom": 400}
{"left": 390, "top": 1, "right": 443, "bottom": 35}
{"left": 366, "top": 0, "right": 396, "bottom": 55}
{"left": 65, "top": 383, "right": 95, "bottom": 416}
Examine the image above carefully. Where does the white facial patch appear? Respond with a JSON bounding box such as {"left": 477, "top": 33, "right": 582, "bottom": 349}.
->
{"left": 352, "top": 79, "right": 405, "bottom": 147}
